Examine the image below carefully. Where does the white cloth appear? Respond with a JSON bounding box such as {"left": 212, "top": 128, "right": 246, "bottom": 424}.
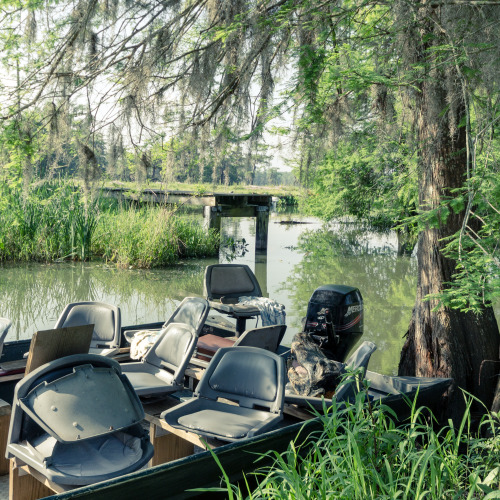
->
{"left": 130, "top": 330, "right": 160, "bottom": 360}
{"left": 238, "top": 296, "right": 286, "bottom": 326}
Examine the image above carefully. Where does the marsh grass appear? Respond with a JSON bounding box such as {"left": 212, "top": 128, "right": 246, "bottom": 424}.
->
{"left": 0, "top": 182, "right": 220, "bottom": 266}
{"left": 95, "top": 206, "right": 219, "bottom": 267}
{"left": 205, "top": 389, "right": 500, "bottom": 500}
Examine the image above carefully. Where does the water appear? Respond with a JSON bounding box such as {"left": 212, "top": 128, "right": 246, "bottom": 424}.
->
{"left": 0, "top": 213, "right": 418, "bottom": 375}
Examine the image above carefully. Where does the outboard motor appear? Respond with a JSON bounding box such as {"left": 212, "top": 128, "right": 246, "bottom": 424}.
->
{"left": 303, "top": 285, "right": 363, "bottom": 362}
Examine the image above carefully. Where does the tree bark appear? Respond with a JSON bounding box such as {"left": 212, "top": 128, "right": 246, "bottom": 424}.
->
{"left": 398, "top": 3, "right": 499, "bottom": 421}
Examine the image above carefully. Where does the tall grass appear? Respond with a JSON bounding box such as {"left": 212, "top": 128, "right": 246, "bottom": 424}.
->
{"left": 0, "top": 182, "right": 220, "bottom": 266}
{"left": 213, "top": 391, "right": 500, "bottom": 499}
{"left": 95, "top": 207, "right": 219, "bottom": 268}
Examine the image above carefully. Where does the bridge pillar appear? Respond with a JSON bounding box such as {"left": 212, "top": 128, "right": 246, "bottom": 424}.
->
{"left": 255, "top": 206, "right": 269, "bottom": 251}
{"left": 203, "top": 206, "right": 221, "bottom": 232}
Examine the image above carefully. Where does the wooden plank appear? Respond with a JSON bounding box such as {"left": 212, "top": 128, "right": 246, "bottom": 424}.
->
{"left": 18, "top": 465, "right": 68, "bottom": 494}
{"left": 149, "top": 424, "right": 194, "bottom": 467}
{"left": 184, "top": 366, "right": 205, "bottom": 381}
{"left": 24, "top": 325, "right": 93, "bottom": 375}
{"left": 9, "top": 461, "right": 54, "bottom": 500}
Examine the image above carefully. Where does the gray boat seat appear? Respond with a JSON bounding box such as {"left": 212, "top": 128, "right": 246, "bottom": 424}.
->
{"left": 234, "top": 324, "right": 287, "bottom": 352}
{"left": 124, "top": 296, "right": 209, "bottom": 345}
{"left": 195, "top": 324, "right": 287, "bottom": 362}
{"left": 335, "top": 341, "right": 377, "bottom": 401}
{"left": 162, "top": 346, "right": 285, "bottom": 442}
{"left": 6, "top": 354, "right": 153, "bottom": 488}
{"left": 204, "top": 264, "right": 263, "bottom": 335}
{"left": 121, "top": 298, "right": 210, "bottom": 397}
{"left": 0, "top": 317, "right": 12, "bottom": 361}
{"left": 54, "top": 302, "right": 121, "bottom": 357}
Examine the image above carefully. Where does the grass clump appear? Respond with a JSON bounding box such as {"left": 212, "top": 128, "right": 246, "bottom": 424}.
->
{"left": 216, "top": 391, "right": 500, "bottom": 499}
{"left": 95, "top": 207, "right": 219, "bottom": 268}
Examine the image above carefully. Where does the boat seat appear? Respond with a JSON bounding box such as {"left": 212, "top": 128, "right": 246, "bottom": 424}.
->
{"left": 0, "top": 317, "right": 12, "bottom": 362}
{"left": 124, "top": 296, "right": 210, "bottom": 345}
{"left": 6, "top": 354, "right": 153, "bottom": 487}
{"left": 195, "top": 324, "right": 287, "bottom": 361}
{"left": 162, "top": 346, "right": 285, "bottom": 442}
{"left": 204, "top": 264, "right": 263, "bottom": 335}
{"left": 121, "top": 297, "right": 210, "bottom": 397}
{"left": 54, "top": 302, "right": 121, "bottom": 357}
{"left": 334, "top": 341, "right": 377, "bottom": 401}
{"left": 234, "top": 324, "right": 287, "bottom": 351}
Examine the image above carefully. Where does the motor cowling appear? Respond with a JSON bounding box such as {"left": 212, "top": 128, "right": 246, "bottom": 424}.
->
{"left": 303, "top": 284, "right": 363, "bottom": 362}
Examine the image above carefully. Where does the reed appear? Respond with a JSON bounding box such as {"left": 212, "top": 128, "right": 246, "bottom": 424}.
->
{"left": 208, "top": 389, "right": 500, "bottom": 499}
{"left": 94, "top": 206, "right": 219, "bottom": 268}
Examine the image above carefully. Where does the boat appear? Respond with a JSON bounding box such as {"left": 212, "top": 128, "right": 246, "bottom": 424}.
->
{"left": 0, "top": 281, "right": 453, "bottom": 499}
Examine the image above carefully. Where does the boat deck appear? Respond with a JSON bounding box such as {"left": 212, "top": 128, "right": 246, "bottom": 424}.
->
{"left": 0, "top": 346, "right": 314, "bottom": 500}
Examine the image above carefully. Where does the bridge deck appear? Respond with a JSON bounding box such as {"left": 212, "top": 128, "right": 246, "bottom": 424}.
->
{"left": 102, "top": 187, "right": 273, "bottom": 250}
{"left": 102, "top": 187, "right": 273, "bottom": 208}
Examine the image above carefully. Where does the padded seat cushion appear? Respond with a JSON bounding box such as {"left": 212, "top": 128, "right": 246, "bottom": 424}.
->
{"left": 30, "top": 432, "right": 143, "bottom": 479}
{"left": 196, "top": 335, "right": 234, "bottom": 361}
{"left": 122, "top": 370, "right": 174, "bottom": 393}
{"left": 178, "top": 408, "right": 269, "bottom": 439}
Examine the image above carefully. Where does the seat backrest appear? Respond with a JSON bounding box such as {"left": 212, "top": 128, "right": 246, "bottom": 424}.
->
{"left": 163, "top": 297, "right": 210, "bottom": 333}
{"left": 204, "top": 264, "right": 262, "bottom": 300}
{"left": 234, "top": 324, "right": 287, "bottom": 352}
{"left": 0, "top": 317, "right": 12, "bottom": 360}
{"left": 144, "top": 323, "right": 198, "bottom": 385}
{"left": 196, "top": 346, "right": 285, "bottom": 414}
{"left": 8, "top": 354, "right": 144, "bottom": 447}
{"left": 54, "top": 302, "right": 121, "bottom": 349}
{"left": 335, "top": 341, "right": 377, "bottom": 401}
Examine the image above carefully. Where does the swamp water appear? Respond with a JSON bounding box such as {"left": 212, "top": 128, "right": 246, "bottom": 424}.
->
{"left": 0, "top": 213, "right": 418, "bottom": 375}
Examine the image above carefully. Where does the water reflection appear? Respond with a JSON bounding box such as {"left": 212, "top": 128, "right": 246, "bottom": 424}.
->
{"left": 0, "top": 214, "right": 417, "bottom": 375}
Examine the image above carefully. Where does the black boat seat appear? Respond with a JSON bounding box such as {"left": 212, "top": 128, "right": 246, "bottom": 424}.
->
{"left": 162, "top": 346, "right": 285, "bottom": 442}
{"left": 54, "top": 302, "right": 121, "bottom": 357}
{"left": 204, "top": 264, "right": 263, "bottom": 336}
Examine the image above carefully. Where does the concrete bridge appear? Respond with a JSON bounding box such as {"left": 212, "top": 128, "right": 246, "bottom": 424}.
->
{"left": 102, "top": 187, "right": 274, "bottom": 251}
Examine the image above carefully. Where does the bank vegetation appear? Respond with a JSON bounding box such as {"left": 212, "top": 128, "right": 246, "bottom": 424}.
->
{"left": 0, "top": 182, "right": 220, "bottom": 268}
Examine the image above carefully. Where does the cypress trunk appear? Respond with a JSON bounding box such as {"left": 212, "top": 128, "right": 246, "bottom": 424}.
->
{"left": 398, "top": 3, "right": 500, "bottom": 420}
